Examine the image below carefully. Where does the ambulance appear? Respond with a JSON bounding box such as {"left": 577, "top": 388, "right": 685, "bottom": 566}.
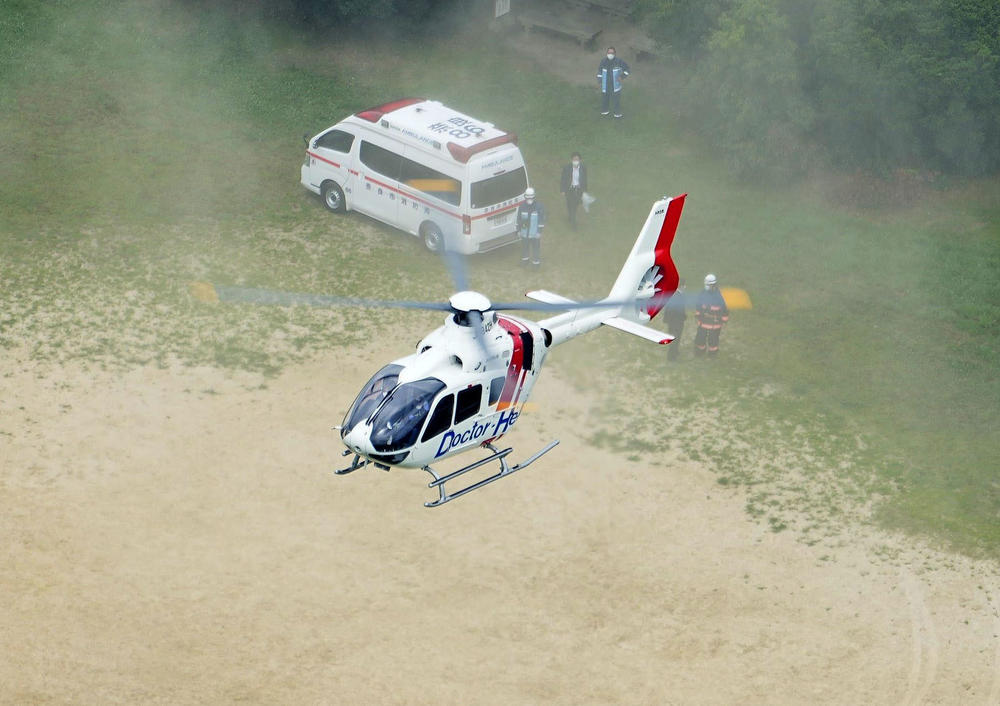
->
{"left": 300, "top": 98, "right": 529, "bottom": 254}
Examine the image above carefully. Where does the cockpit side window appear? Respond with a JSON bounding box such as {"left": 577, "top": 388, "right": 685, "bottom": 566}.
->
{"left": 421, "top": 393, "right": 454, "bottom": 442}
{"left": 343, "top": 364, "right": 403, "bottom": 432}
{"left": 488, "top": 376, "right": 506, "bottom": 405}
{"left": 370, "top": 377, "right": 446, "bottom": 452}
{"left": 455, "top": 385, "right": 483, "bottom": 424}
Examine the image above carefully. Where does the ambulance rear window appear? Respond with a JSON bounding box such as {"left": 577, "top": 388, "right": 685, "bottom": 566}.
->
{"left": 471, "top": 167, "right": 527, "bottom": 209}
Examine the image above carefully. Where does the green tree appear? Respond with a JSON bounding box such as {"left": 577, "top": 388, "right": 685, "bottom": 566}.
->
{"left": 806, "top": 0, "right": 1000, "bottom": 175}
{"left": 693, "top": 0, "right": 815, "bottom": 176}
{"left": 634, "top": 0, "right": 733, "bottom": 58}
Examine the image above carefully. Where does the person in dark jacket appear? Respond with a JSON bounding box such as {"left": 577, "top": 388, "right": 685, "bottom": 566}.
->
{"left": 559, "top": 152, "right": 588, "bottom": 229}
{"left": 694, "top": 274, "right": 729, "bottom": 357}
{"left": 516, "top": 187, "right": 545, "bottom": 267}
{"left": 663, "top": 278, "right": 687, "bottom": 361}
{"left": 596, "top": 46, "right": 631, "bottom": 118}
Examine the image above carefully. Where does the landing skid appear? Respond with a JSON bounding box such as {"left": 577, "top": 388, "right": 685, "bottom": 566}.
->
{"left": 422, "top": 441, "right": 559, "bottom": 508}
{"left": 334, "top": 450, "right": 372, "bottom": 475}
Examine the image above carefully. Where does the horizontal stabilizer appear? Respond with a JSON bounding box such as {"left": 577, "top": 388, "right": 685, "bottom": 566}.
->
{"left": 601, "top": 316, "right": 674, "bottom": 345}
{"left": 525, "top": 289, "right": 577, "bottom": 306}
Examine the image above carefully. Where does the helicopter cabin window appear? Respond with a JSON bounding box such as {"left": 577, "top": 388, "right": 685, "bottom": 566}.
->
{"left": 399, "top": 157, "right": 461, "bottom": 206}
{"left": 488, "top": 376, "right": 505, "bottom": 405}
{"left": 315, "top": 129, "right": 355, "bottom": 153}
{"left": 369, "top": 378, "right": 445, "bottom": 452}
{"left": 342, "top": 363, "right": 403, "bottom": 432}
{"left": 454, "top": 385, "right": 483, "bottom": 424}
{"left": 421, "top": 393, "right": 454, "bottom": 442}
{"left": 359, "top": 141, "right": 403, "bottom": 180}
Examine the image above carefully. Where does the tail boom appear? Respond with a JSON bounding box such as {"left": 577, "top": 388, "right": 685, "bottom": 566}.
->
{"left": 534, "top": 194, "right": 686, "bottom": 347}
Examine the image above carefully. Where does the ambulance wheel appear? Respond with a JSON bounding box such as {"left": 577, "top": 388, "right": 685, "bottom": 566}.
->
{"left": 421, "top": 222, "right": 444, "bottom": 252}
{"left": 321, "top": 181, "right": 345, "bottom": 213}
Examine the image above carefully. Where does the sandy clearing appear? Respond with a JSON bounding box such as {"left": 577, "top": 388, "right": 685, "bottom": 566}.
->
{"left": 2, "top": 339, "right": 998, "bottom": 705}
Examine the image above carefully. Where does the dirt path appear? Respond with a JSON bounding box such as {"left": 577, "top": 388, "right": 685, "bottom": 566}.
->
{"left": 2, "top": 342, "right": 998, "bottom": 704}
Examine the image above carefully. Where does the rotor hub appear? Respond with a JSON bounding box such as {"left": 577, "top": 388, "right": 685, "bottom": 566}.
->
{"left": 449, "top": 290, "right": 492, "bottom": 314}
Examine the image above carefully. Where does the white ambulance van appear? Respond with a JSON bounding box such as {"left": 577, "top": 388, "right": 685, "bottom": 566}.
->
{"left": 300, "top": 98, "right": 529, "bottom": 254}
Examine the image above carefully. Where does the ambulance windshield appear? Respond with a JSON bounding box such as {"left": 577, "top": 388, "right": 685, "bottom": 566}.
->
{"left": 470, "top": 167, "right": 528, "bottom": 208}
{"left": 369, "top": 378, "right": 446, "bottom": 452}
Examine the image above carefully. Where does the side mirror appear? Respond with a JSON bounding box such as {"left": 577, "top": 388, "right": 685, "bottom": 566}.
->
{"left": 302, "top": 133, "right": 310, "bottom": 147}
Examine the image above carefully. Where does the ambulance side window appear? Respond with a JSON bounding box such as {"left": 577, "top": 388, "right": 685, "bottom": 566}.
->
{"left": 399, "top": 157, "right": 461, "bottom": 206}
{"left": 316, "top": 129, "right": 354, "bottom": 153}
{"left": 421, "top": 394, "right": 454, "bottom": 442}
{"left": 455, "top": 385, "right": 483, "bottom": 424}
{"left": 488, "top": 376, "right": 506, "bottom": 405}
{"left": 360, "top": 141, "right": 402, "bottom": 180}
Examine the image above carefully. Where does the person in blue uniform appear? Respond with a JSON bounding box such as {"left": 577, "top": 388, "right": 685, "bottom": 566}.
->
{"left": 516, "top": 187, "right": 545, "bottom": 267}
{"left": 597, "top": 46, "right": 631, "bottom": 118}
{"left": 663, "top": 278, "right": 687, "bottom": 361}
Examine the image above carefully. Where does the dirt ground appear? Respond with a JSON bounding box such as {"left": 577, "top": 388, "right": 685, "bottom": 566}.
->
{"left": 2, "top": 336, "right": 998, "bottom": 705}
{"left": 2, "top": 13, "right": 999, "bottom": 706}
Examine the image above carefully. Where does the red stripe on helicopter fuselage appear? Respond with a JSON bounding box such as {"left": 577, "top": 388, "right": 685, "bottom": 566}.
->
{"left": 495, "top": 316, "right": 528, "bottom": 412}
{"left": 480, "top": 316, "right": 530, "bottom": 446}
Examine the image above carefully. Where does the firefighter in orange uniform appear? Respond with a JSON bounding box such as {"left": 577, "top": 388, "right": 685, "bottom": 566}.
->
{"left": 694, "top": 274, "right": 729, "bottom": 357}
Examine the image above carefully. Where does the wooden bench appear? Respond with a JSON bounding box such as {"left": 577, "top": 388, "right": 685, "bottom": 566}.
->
{"left": 565, "top": 0, "right": 634, "bottom": 19}
{"left": 516, "top": 7, "right": 604, "bottom": 48}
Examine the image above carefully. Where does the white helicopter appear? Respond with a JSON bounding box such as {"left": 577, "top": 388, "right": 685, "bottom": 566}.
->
{"left": 192, "top": 194, "right": 686, "bottom": 506}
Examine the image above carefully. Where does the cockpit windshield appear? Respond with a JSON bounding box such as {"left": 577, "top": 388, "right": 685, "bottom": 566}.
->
{"left": 342, "top": 364, "right": 403, "bottom": 435}
{"left": 369, "top": 377, "right": 445, "bottom": 452}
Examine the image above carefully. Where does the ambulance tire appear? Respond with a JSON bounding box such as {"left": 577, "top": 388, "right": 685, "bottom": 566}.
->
{"left": 421, "top": 222, "right": 444, "bottom": 252}
{"left": 321, "top": 181, "right": 345, "bottom": 213}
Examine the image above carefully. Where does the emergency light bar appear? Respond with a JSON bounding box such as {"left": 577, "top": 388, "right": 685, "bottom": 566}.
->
{"left": 446, "top": 134, "right": 519, "bottom": 164}
{"left": 356, "top": 97, "right": 425, "bottom": 123}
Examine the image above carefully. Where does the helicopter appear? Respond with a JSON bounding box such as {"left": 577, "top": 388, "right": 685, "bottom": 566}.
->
{"left": 192, "top": 194, "right": 686, "bottom": 506}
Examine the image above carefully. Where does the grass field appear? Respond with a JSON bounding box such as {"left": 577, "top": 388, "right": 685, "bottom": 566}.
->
{"left": 2, "top": 0, "right": 998, "bottom": 556}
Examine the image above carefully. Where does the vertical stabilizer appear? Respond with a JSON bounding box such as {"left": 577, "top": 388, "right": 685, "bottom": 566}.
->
{"left": 608, "top": 194, "right": 685, "bottom": 322}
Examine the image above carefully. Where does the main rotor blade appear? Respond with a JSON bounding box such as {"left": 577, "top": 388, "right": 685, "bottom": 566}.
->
{"left": 189, "top": 282, "right": 453, "bottom": 311}
{"left": 440, "top": 247, "right": 470, "bottom": 293}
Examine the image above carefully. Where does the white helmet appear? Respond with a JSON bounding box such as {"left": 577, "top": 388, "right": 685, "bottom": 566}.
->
{"left": 524, "top": 187, "right": 535, "bottom": 199}
{"left": 704, "top": 273, "right": 717, "bottom": 287}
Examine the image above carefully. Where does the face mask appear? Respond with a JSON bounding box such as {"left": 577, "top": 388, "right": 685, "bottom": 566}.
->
{"left": 572, "top": 160, "right": 580, "bottom": 166}
{"left": 607, "top": 54, "right": 615, "bottom": 60}
{"left": 526, "top": 198, "right": 534, "bottom": 204}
